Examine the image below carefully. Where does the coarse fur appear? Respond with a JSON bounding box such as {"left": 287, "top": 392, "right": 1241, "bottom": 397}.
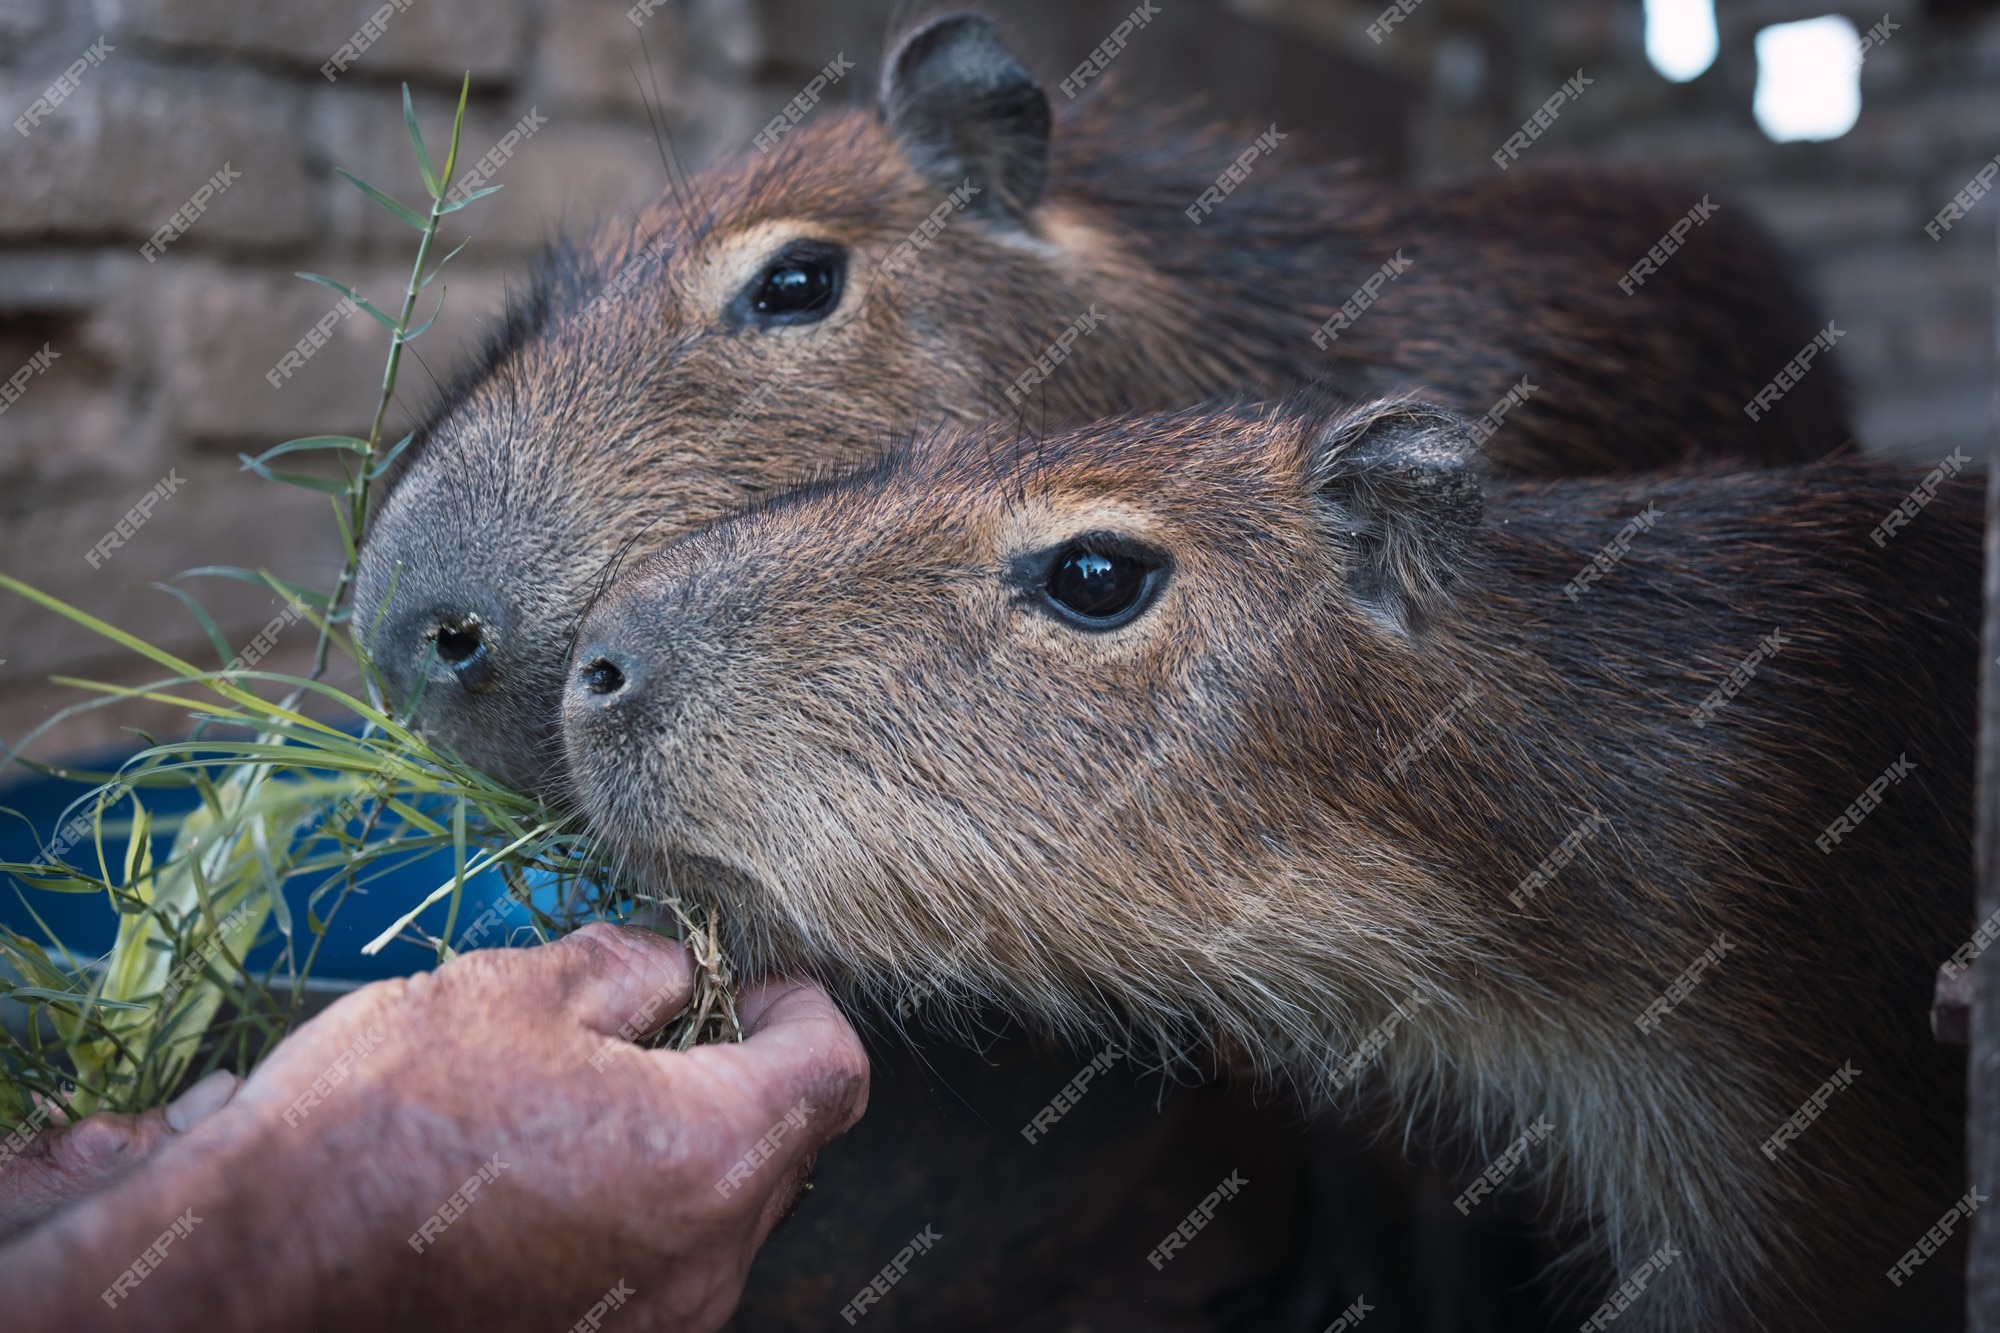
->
{"left": 354, "top": 10, "right": 1847, "bottom": 793}
{"left": 564, "top": 395, "right": 1975, "bottom": 1332}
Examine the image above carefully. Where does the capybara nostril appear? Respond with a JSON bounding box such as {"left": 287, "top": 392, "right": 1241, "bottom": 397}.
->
{"left": 429, "top": 615, "right": 498, "bottom": 690}
{"left": 433, "top": 618, "right": 483, "bottom": 666}
{"left": 577, "top": 655, "right": 628, "bottom": 698}
{"left": 357, "top": 577, "right": 509, "bottom": 704}
{"left": 570, "top": 632, "right": 647, "bottom": 706}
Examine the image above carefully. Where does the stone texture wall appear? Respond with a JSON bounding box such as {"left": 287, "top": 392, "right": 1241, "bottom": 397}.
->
{"left": 0, "top": 0, "right": 1991, "bottom": 760}
{"left": 0, "top": 0, "right": 759, "bottom": 755}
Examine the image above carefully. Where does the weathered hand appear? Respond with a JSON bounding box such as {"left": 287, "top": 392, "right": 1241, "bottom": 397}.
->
{"left": 0, "top": 923, "right": 870, "bottom": 1332}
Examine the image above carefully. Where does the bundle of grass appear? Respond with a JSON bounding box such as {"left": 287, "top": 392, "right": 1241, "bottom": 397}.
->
{"left": 0, "top": 79, "right": 736, "bottom": 1131}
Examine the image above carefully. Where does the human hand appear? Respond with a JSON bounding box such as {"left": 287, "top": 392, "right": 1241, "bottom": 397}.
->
{"left": 0, "top": 923, "right": 869, "bottom": 1332}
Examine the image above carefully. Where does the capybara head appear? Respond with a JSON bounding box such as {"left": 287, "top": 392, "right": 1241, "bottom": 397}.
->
{"left": 354, "top": 12, "right": 1247, "bottom": 790}
{"left": 359, "top": 3, "right": 1846, "bottom": 793}
{"left": 560, "top": 395, "right": 1488, "bottom": 1053}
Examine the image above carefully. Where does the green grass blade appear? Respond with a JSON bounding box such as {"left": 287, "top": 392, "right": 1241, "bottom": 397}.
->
{"left": 240, "top": 436, "right": 370, "bottom": 468}
{"left": 237, "top": 461, "right": 355, "bottom": 494}
{"left": 1, "top": 987, "right": 148, "bottom": 1011}
{"left": 294, "top": 274, "right": 398, "bottom": 332}
{"left": 0, "top": 572, "right": 206, "bottom": 680}
{"left": 402, "top": 291, "right": 447, "bottom": 342}
{"left": 404, "top": 83, "right": 440, "bottom": 197}
{"left": 438, "top": 74, "right": 470, "bottom": 185}
{"left": 135, "top": 583, "right": 232, "bottom": 667}
{"left": 177, "top": 568, "right": 331, "bottom": 612}
{"left": 336, "top": 169, "right": 428, "bottom": 232}
{"left": 368, "top": 432, "right": 417, "bottom": 481}
{"left": 361, "top": 819, "right": 557, "bottom": 955}
{"left": 437, "top": 184, "right": 502, "bottom": 214}
{"left": 419, "top": 238, "right": 470, "bottom": 287}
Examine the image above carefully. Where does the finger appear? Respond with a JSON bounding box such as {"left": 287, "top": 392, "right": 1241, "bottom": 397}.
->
{"left": 540, "top": 922, "right": 695, "bottom": 1040}
{"left": 163, "top": 1070, "right": 239, "bottom": 1134}
{"left": 736, "top": 977, "right": 830, "bottom": 1036}
{"left": 0, "top": 1108, "right": 177, "bottom": 1243}
{"left": 684, "top": 977, "right": 871, "bottom": 1144}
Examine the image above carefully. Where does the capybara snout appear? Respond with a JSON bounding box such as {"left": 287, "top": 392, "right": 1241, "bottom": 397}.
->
{"left": 567, "top": 560, "right": 745, "bottom": 743}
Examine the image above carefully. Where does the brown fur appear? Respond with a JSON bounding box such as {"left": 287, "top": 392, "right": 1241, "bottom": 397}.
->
{"left": 564, "top": 395, "right": 1975, "bottom": 1332}
{"left": 354, "top": 11, "right": 1845, "bottom": 792}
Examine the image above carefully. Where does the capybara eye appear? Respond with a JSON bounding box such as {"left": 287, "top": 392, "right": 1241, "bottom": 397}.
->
{"left": 741, "top": 240, "right": 846, "bottom": 326}
{"left": 1043, "top": 541, "right": 1164, "bottom": 629}
{"left": 755, "top": 262, "right": 831, "bottom": 313}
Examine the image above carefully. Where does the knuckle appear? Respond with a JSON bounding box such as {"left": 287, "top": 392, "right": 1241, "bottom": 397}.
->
{"left": 569, "top": 920, "right": 627, "bottom": 948}
{"left": 566, "top": 921, "right": 672, "bottom": 982}
{"left": 52, "top": 1115, "right": 146, "bottom": 1173}
{"left": 563, "top": 922, "right": 683, "bottom": 996}
{"left": 562, "top": 922, "right": 628, "bottom": 974}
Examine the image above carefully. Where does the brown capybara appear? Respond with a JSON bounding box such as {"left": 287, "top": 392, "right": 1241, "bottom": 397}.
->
{"left": 562, "top": 395, "right": 1976, "bottom": 1332}
{"left": 354, "top": 9, "right": 1845, "bottom": 794}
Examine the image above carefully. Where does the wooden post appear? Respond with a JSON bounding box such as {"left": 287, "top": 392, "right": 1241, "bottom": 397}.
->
{"left": 1969, "top": 210, "right": 2000, "bottom": 1332}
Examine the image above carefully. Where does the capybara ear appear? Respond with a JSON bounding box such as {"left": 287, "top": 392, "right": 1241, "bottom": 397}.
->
{"left": 1305, "top": 399, "right": 1483, "bottom": 633}
{"left": 880, "top": 11, "right": 1050, "bottom": 226}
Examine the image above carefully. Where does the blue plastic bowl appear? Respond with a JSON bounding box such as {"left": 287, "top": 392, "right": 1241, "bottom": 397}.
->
{"left": 1, "top": 747, "right": 534, "bottom": 985}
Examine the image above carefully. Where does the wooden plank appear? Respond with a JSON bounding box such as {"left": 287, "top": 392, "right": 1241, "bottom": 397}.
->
{"left": 1969, "top": 215, "right": 2000, "bottom": 1333}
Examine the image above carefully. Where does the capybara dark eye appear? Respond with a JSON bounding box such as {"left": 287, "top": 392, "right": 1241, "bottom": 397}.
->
{"left": 1043, "top": 542, "right": 1163, "bottom": 628}
{"left": 742, "top": 240, "right": 846, "bottom": 326}
{"left": 756, "top": 262, "right": 831, "bottom": 312}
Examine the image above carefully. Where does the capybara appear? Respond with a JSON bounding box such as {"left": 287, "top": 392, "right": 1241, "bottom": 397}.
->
{"left": 563, "top": 395, "right": 1975, "bottom": 1332}
{"left": 354, "top": 10, "right": 1845, "bottom": 793}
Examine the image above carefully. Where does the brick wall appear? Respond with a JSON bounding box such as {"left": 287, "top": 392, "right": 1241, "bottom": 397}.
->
{"left": 1, "top": 0, "right": 1990, "bottom": 762}
{"left": 0, "top": 0, "right": 766, "bottom": 756}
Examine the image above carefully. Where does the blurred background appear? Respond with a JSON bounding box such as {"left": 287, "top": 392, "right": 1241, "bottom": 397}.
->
{"left": 0, "top": 0, "right": 1993, "bottom": 761}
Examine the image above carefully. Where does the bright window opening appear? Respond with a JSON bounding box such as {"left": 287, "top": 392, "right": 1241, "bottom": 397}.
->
{"left": 1644, "top": 0, "right": 1719, "bottom": 82}
{"left": 1753, "top": 16, "right": 1862, "bottom": 142}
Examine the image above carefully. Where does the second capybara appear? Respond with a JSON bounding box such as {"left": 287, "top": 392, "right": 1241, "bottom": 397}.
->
{"left": 355, "top": 10, "right": 1847, "bottom": 793}
{"left": 563, "top": 395, "right": 1976, "bottom": 1332}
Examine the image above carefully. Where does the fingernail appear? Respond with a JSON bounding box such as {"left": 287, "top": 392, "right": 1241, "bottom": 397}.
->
{"left": 164, "top": 1070, "right": 239, "bottom": 1133}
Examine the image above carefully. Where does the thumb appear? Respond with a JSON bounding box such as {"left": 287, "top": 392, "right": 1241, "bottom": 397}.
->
{"left": 681, "top": 979, "right": 870, "bottom": 1244}
{"left": 679, "top": 977, "right": 871, "bottom": 1149}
